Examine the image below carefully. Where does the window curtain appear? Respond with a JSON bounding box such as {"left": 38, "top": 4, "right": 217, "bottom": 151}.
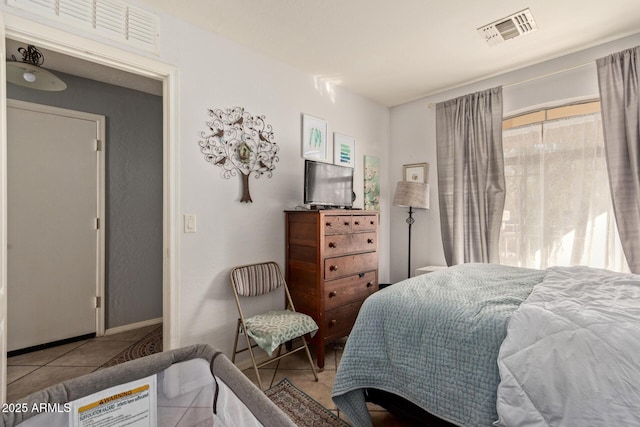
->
{"left": 436, "top": 87, "right": 505, "bottom": 266}
{"left": 500, "top": 114, "right": 628, "bottom": 272}
{"left": 596, "top": 46, "right": 640, "bottom": 273}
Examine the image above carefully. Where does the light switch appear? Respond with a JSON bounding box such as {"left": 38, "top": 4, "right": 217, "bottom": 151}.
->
{"left": 184, "top": 214, "right": 197, "bottom": 233}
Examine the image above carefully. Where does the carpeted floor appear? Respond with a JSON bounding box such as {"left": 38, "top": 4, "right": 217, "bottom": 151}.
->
{"left": 101, "top": 325, "right": 163, "bottom": 368}
{"left": 266, "top": 377, "right": 349, "bottom": 427}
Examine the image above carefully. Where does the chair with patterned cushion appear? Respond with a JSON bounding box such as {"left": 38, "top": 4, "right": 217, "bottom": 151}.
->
{"left": 230, "top": 261, "right": 319, "bottom": 389}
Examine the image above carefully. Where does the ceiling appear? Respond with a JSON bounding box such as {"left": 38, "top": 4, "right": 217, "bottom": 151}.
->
{"left": 136, "top": 0, "right": 640, "bottom": 106}
{"left": 6, "top": 1, "right": 640, "bottom": 105}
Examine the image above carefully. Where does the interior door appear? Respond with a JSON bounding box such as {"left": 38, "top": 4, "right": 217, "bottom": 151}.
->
{"left": 7, "top": 101, "right": 101, "bottom": 352}
{"left": 0, "top": 12, "right": 8, "bottom": 404}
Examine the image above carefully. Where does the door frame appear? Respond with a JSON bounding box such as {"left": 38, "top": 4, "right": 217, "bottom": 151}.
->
{"left": 7, "top": 99, "right": 106, "bottom": 340}
{"left": 0, "top": 13, "right": 181, "bottom": 402}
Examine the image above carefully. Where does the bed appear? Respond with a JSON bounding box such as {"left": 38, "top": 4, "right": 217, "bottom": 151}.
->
{"left": 2, "top": 344, "right": 296, "bottom": 427}
{"left": 331, "top": 263, "right": 640, "bottom": 427}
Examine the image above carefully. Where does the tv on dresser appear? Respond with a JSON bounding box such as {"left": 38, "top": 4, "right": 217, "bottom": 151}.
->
{"left": 304, "top": 160, "right": 354, "bottom": 209}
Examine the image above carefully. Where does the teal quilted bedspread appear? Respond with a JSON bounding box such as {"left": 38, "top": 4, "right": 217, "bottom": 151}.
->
{"left": 331, "top": 263, "right": 545, "bottom": 427}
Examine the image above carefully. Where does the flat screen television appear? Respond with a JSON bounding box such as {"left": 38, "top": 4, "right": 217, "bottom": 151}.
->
{"left": 304, "top": 160, "right": 354, "bottom": 209}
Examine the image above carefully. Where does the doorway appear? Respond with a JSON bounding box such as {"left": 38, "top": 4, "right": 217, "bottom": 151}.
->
{"left": 7, "top": 100, "right": 105, "bottom": 352}
{"left": 0, "top": 13, "right": 180, "bottom": 403}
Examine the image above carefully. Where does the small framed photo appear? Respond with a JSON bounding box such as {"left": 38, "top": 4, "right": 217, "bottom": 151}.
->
{"left": 333, "top": 133, "right": 355, "bottom": 168}
{"left": 301, "top": 114, "right": 328, "bottom": 161}
{"left": 403, "top": 162, "right": 429, "bottom": 183}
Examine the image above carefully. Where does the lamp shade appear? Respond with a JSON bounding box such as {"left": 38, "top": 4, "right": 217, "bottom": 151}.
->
{"left": 6, "top": 61, "right": 67, "bottom": 91}
{"left": 393, "top": 181, "right": 430, "bottom": 209}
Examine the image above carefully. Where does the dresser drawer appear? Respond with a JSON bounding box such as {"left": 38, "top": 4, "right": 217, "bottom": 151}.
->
{"left": 324, "top": 271, "right": 377, "bottom": 311}
{"left": 323, "top": 215, "right": 351, "bottom": 234}
{"left": 352, "top": 215, "right": 377, "bottom": 232}
{"left": 324, "top": 252, "right": 378, "bottom": 280}
{"left": 323, "top": 300, "right": 364, "bottom": 340}
{"left": 324, "top": 232, "right": 377, "bottom": 257}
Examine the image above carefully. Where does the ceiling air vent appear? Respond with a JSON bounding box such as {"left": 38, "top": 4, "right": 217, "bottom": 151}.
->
{"left": 478, "top": 8, "right": 538, "bottom": 46}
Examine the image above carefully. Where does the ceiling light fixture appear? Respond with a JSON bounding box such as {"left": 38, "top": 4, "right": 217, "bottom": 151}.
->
{"left": 6, "top": 45, "right": 67, "bottom": 91}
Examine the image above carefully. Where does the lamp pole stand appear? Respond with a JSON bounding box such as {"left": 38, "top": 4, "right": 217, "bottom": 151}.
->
{"left": 405, "top": 206, "right": 415, "bottom": 278}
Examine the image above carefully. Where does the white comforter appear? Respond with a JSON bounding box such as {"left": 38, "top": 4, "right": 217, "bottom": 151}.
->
{"left": 496, "top": 266, "right": 640, "bottom": 427}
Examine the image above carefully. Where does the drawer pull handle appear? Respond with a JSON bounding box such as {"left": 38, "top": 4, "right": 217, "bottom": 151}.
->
{"left": 354, "top": 221, "right": 360, "bottom": 225}
{"left": 367, "top": 238, "right": 374, "bottom": 244}
{"left": 344, "top": 221, "right": 349, "bottom": 226}
{"left": 326, "top": 222, "right": 332, "bottom": 227}
{"left": 330, "top": 265, "right": 338, "bottom": 271}
{"left": 370, "top": 220, "right": 375, "bottom": 225}
{"left": 328, "top": 242, "right": 337, "bottom": 248}
{"left": 366, "top": 282, "right": 374, "bottom": 288}
{"left": 329, "top": 291, "right": 337, "bottom": 298}
{"left": 329, "top": 319, "right": 337, "bottom": 327}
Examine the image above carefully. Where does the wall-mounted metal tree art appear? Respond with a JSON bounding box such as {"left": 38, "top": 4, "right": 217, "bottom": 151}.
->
{"left": 198, "top": 107, "right": 279, "bottom": 203}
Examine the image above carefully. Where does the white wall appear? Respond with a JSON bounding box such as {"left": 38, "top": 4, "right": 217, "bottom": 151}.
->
{"left": 157, "top": 18, "right": 391, "bottom": 351}
{"left": 0, "top": 5, "right": 391, "bottom": 355}
{"left": 389, "top": 32, "right": 640, "bottom": 283}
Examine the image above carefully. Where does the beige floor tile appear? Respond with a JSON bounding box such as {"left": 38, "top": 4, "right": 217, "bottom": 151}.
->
{"left": 6, "top": 365, "right": 39, "bottom": 384}
{"left": 46, "top": 340, "right": 134, "bottom": 367}
{"left": 241, "top": 367, "right": 276, "bottom": 390}
{"left": 7, "top": 366, "right": 96, "bottom": 403}
{"left": 7, "top": 340, "right": 88, "bottom": 366}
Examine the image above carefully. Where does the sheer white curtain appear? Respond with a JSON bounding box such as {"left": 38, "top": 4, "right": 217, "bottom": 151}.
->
{"left": 500, "top": 113, "right": 629, "bottom": 272}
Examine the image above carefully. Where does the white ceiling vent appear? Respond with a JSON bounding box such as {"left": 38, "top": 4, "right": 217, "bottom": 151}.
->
{"left": 7, "top": 0, "right": 159, "bottom": 53}
{"left": 478, "top": 8, "right": 538, "bottom": 46}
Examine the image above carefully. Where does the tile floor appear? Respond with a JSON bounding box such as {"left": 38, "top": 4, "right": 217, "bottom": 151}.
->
{"left": 6, "top": 324, "right": 161, "bottom": 404}
{"left": 7, "top": 328, "right": 410, "bottom": 426}
{"left": 240, "top": 339, "right": 411, "bottom": 427}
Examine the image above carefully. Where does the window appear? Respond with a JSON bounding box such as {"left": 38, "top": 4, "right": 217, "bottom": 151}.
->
{"left": 500, "top": 102, "right": 629, "bottom": 272}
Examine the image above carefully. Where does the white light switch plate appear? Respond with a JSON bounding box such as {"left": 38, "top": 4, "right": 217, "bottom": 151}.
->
{"left": 184, "top": 214, "right": 197, "bottom": 233}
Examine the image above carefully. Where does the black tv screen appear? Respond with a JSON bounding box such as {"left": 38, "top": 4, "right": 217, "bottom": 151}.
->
{"left": 304, "top": 160, "right": 354, "bottom": 208}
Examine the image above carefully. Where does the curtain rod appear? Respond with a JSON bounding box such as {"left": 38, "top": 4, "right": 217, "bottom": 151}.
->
{"left": 427, "top": 60, "right": 595, "bottom": 109}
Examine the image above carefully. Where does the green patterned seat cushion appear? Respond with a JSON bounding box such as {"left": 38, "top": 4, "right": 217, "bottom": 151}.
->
{"left": 245, "top": 310, "right": 319, "bottom": 355}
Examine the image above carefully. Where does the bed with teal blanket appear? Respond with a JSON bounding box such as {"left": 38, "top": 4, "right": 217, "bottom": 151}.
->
{"left": 331, "top": 263, "right": 546, "bottom": 427}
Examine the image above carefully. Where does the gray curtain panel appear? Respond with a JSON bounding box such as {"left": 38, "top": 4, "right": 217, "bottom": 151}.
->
{"left": 436, "top": 87, "right": 505, "bottom": 266}
{"left": 597, "top": 46, "right": 640, "bottom": 273}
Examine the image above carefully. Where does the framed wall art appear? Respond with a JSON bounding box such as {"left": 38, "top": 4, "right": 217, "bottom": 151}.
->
{"left": 364, "top": 155, "right": 380, "bottom": 210}
{"left": 301, "top": 114, "right": 327, "bottom": 161}
{"left": 333, "top": 133, "right": 355, "bottom": 168}
{"left": 403, "top": 162, "right": 429, "bottom": 183}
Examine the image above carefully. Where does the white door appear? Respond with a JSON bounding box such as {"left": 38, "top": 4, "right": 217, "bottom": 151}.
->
{"left": 7, "top": 101, "right": 103, "bottom": 352}
{"left": 0, "top": 12, "right": 8, "bottom": 404}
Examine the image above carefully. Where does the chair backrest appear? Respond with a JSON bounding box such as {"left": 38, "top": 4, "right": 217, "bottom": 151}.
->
{"left": 230, "top": 261, "right": 285, "bottom": 297}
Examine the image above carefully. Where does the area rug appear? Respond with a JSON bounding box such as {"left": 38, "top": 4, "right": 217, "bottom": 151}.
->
{"left": 101, "top": 326, "right": 163, "bottom": 368}
{"left": 265, "top": 378, "right": 349, "bottom": 427}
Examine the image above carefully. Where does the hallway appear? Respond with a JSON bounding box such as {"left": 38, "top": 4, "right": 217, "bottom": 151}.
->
{"left": 6, "top": 324, "right": 161, "bottom": 403}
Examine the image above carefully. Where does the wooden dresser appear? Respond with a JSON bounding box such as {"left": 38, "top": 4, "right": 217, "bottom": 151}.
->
{"left": 285, "top": 210, "right": 379, "bottom": 369}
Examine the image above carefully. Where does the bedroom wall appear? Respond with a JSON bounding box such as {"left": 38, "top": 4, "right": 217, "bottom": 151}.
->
{"left": 0, "top": 3, "right": 391, "bottom": 355}
{"left": 156, "top": 16, "right": 391, "bottom": 353}
{"left": 7, "top": 72, "right": 163, "bottom": 330}
{"left": 389, "top": 32, "right": 640, "bottom": 283}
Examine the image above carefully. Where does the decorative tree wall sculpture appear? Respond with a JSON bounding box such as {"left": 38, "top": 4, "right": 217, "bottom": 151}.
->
{"left": 199, "top": 107, "right": 279, "bottom": 203}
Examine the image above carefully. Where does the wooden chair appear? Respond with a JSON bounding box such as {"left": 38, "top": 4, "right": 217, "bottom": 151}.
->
{"left": 230, "top": 261, "right": 319, "bottom": 389}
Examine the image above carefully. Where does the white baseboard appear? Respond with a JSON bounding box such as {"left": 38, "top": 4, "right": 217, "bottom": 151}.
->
{"left": 105, "top": 317, "right": 163, "bottom": 336}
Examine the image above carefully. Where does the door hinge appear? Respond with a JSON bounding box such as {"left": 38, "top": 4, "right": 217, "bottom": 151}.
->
{"left": 95, "top": 218, "right": 100, "bottom": 229}
{"left": 95, "top": 139, "right": 102, "bottom": 151}
{"left": 95, "top": 296, "right": 102, "bottom": 308}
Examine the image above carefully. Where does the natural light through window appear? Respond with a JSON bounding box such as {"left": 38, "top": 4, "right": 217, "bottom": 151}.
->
{"left": 500, "top": 102, "right": 629, "bottom": 272}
